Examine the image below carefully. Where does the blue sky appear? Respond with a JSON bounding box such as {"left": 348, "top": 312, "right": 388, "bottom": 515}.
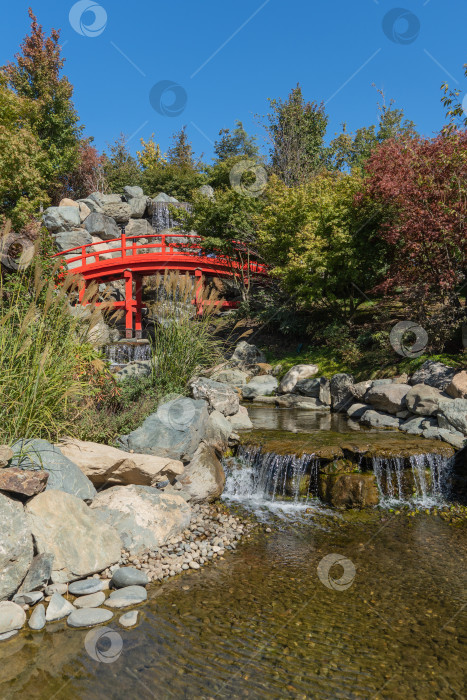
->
{"left": 2, "top": 1, "right": 467, "bottom": 162}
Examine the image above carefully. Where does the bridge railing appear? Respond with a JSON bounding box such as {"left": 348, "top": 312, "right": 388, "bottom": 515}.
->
{"left": 53, "top": 232, "right": 267, "bottom": 274}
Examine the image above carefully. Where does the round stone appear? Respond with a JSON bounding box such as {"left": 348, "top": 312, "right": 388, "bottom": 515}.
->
{"left": 68, "top": 579, "right": 104, "bottom": 596}
{"left": 73, "top": 592, "right": 106, "bottom": 609}
{"left": 67, "top": 608, "right": 113, "bottom": 628}
{"left": 119, "top": 610, "right": 139, "bottom": 628}
{"left": 105, "top": 585, "right": 147, "bottom": 609}
{"left": 0, "top": 601, "right": 26, "bottom": 634}
{"left": 28, "top": 604, "right": 46, "bottom": 631}
{"left": 14, "top": 591, "right": 44, "bottom": 606}
{"left": 111, "top": 567, "right": 149, "bottom": 589}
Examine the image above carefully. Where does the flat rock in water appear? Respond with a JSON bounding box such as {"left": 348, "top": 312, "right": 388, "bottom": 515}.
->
{"left": 13, "top": 591, "right": 44, "bottom": 606}
{"left": 68, "top": 579, "right": 104, "bottom": 596}
{"left": 28, "top": 604, "right": 46, "bottom": 631}
{"left": 0, "top": 602, "right": 26, "bottom": 634}
{"left": 73, "top": 591, "right": 106, "bottom": 609}
{"left": 105, "top": 585, "right": 147, "bottom": 608}
{"left": 119, "top": 610, "right": 139, "bottom": 628}
{"left": 0, "top": 630, "right": 19, "bottom": 642}
{"left": 45, "top": 583, "right": 67, "bottom": 596}
{"left": 111, "top": 567, "right": 148, "bottom": 588}
{"left": 45, "top": 592, "right": 75, "bottom": 622}
{"left": 67, "top": 608, "right": 113, "bottom": 628}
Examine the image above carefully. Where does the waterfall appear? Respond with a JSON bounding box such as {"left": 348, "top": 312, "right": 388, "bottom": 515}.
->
{"left": 372, "top": 453, "right": 452, "bottom": 506}
{"left": 105, "top": 343, "right": 152, "bottom": 365}
{"left": 151, "top": 202, "right": 192, "bottom": 233}
{"left": 223, "top": 446, "right": 320, "bottom": 508}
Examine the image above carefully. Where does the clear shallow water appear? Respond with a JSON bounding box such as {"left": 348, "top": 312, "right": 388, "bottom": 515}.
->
{"left": 0, "top": 514, "right": 465, "bottom": 699}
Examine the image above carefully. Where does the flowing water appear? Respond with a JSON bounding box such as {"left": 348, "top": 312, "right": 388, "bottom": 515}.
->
{"left": 1, "top": 406, "right": 465, "bottom": 699}
{"left": 105, "top": 342, "right": 151, "bottom": 365}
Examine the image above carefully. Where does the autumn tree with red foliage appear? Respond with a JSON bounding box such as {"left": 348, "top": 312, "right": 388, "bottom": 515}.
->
{"left": 364, "top": 132, "right": 467, "bottom": 345}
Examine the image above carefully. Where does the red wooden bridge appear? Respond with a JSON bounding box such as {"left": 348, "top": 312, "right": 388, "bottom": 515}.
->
{"left": 54, "top": 232, "right": 267, "bottom": 338}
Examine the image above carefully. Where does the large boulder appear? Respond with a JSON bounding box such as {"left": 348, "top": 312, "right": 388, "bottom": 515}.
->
{"left": 210, "top": 368, "right": 250, "bottom": 387}
{"left": 294, "top": 377, "right": 320, "bottom": 397}
{"left": 123, "top": 185, "right": 144, "bottom": 199}
{"left": 319, "top": 378, "right": 332, "bottom": 406}
{"left": 351, "top": 380, "right": 373, "bottom": 401}
{"left": 57, "top": 439, "right": 183, "bottom": 488}
{"left": 118, "top": 397, "right": 209, "bottom": 462}
{"left": 53, "top": 229, "right": 92, "bottom": 252}
{"left": 17, "top": 553, "right": 54, "bottom": 594}
{"left": 102, "top": 201, "right": 131, "bottom": 223}
{"left": 242, "top": 375, "right": 278, "bottom": 399}
{"left": 204, "top": 411, "right": 233, "bottom": 454}
{"left": 330, "top": 374, "right": 355, "bottom": 412}
{"left": 128, "top": 197, "right": 148, "bottom": 219}
{"left": 445, "top": 371, "right": 467, "bottom": 399}
{"left": 227, "top": 405, "right": 253, "bottom": 430}
{"left": 190, "top": 377, "right": 239, "bottom": 416}
{"left": 11, "top": 439, "right": 97, "bottom": 502}
{"left": 43, "top": 206, "right": 81, "bottom": 232}
{"left": 0, "top": 493, "right": 33, "bottom": 601}
{"left": 365, "top": 384, "right": 411, "bottom": 415}
{"left": 278, "top": 364, "right": 319, "bottom": 394}
{"left": 178, "top": 443, "right": 225, "bottom": 502}
{"left": 437, "top": 399, "right": 467, "bottom": 435}
{"left": 360, "top": 410, "right": 401, "bottom": 430}
{"left": 410, "top": 360, "right": 456, "bottom": 390}
{"left": 26, "top": 490, "right": 122, "bottom": 583}
{"left": 125, "top": 218, "right": 153, "bottom": 238}
{"left": 90, "top": 485, "right": 191, "bottom": 554}
{"left": 230, "top": 341, "right": 266, "bottom": 367}
{"left": 83, "top": 213, "right": 120, "bottom": 241}
{"left": 319, "top": 473, "right": 379, "bottom": 508}
{"left": 89, "top": 192, "right": 121, "bottom": 205}
{"left": 77, "top": 197, "right": 104, "bottom": 215}
{"left": 405, "top": 384, "right": 448, "bottom": 416}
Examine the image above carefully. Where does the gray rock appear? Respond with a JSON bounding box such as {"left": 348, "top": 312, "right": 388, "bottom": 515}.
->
{"left": 242, "top": 375, "right": 278, "bottom": 400}
{"left": 53, "top": 229, "right": 92, "bottom": 253}
{"left": 205, "top": 410, "right": 233, "bottom": 454}
{"left": 45, "top": 592, "right": 75, "bottom": 622}
{"left": 119, "top": 610, "right": 139, "bottom": 627}
{"left": 124, "top": 186, "right": 144, "bottom": 199}
{"left": 28, "top": 603, "right": 46, "bottom": 630}
{"left": 119, "top": 398, "right": 209, "bottom": 462}
{"left": 278, "top": 365, "right": 319, "bottom": 394}
{"left": 154, "top": 192, "right": 178, "bottom": 203}
{"left": 11, "top": 439, "right": 97, "bottom": 501}
{"left": 45, "top": 583, "right": 67, "bottom": 596}
{"left": 0, "top": 493, "right": 33, "bottom": 601}
{"left": 91, "top": 485, "right": 191, "bottom": 555}
{"left": 410, "top": 361, "right": 456, "bottom": 390}
{"left": 0, "top": 630, "right": 18, "bottom": 642}
{"left": 13, "top": 591, "right": 43, "bottom": 606}
{"left": 190, "top": 377, "right": 239, "bottom": 417}
{"left": 105, "top": 585, "right": 147, "bottom": 608}
{"left": 230, "top": 341, "right": 266, "bottom": 367}
{"left": 437, "top": 399, "right": 467, "bottom": 435}
{"left": 351, "top": 380, "right": 373, "bottom": 401}
{"left": 347, "top": 403, "right": 371, "bottom": 420}
{"left": 422, "top": 427, "right": 442, "bottom": 441}
{"left": 124, "top": 218, "right": 153, "bottom": 239}
{"left": 78, "top": 197, "right": 104, "bottom": 214}
{"left": 111, "top": 567, "right": 148, "bottom": 589}
{"left": 438, "top": 429, "right": 466, "bottom": 449}
{"left": 43, "top": 206, "right": 81, "bottom": 232}
{"left": 400, "top": 416, "right": 425, "bottom": 435}
{"left": 360, "top": 410, "right": 401, "bottom": 430}
{"left": 405, "top": 384, "right": 448, "bottom": 416}
{"left": 115, "top": 360, "right": 151, "bottom": 382}
{"left": 84, "top": 213, "right": 120, "bottom": 241}
{"left": 26, "top": 490, "right": 122, "bottom": 584}
{"left": 210, "top": 368, "right": 250, "bottom": 387}
{"left": 68, "top": 579, "right": 104, "bottom": 596}
{"left": 275, "top": 395, "right": 330, "bottom": 410}
{"left": 294, "top": 377, "right": 320, "bottom": 398}
{"left": 227, "top": 406, "right": 253, "bottom": 430}
{"left": 372, "top": 379, "right": 393, "bottom": 386}
{"left": 102, "top": 201, "right": 131, "bottom": 223}
{"left": 0, "top": 445, "right": 13, "bottom": 467}
{"left": 128, "top": 197, "right": 147, "bottom": 219}
{"left": 18, "top": 553, "right": 54, "bottom": 593}
{"left": 179, "top": 442, "right": 225, "bottom": 503}
{"left": 73, "top": 591, "right": 106, "bottom": 609}
{"left": 68, "top": 608, "right": 113, "bottom": 628}
{"left": 330, "top": 374, "right": 355, "bottom": 412}
{"left": 319, "top": 377, "right": 332, "bottom": 406}
{"left": 0, "top": 602, "right": 26, "bottom": 634}
{"left": 365, "top": 384, "right": 411, "bottom": 415}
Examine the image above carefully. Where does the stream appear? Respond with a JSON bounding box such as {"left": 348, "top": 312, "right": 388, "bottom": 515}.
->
{"left": 0, "top": 406, "right": 465, "bottom": 699}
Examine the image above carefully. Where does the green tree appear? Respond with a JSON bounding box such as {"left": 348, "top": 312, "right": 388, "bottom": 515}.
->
{"left": 2, "top": 9, "right": 83, "bottom": 201}
{"left": 103, "top": 134, "right": 142, "bottom": 193}
{"left": 441, "top": 62, "right": 467, "bottom": 132}
{"left": 262, "top": 84, "right": 328, "bottom": 186}
{"left": 214, "top": 120, "right": 259, "bottom": 161}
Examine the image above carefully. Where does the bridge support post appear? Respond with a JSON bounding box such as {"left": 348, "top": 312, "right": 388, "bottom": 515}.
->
{"left": 194, "top": 269, "right": 203, "bottom": 316}
{"left": 124, "top": 270, "right": 134, "bottom": 339}
{"left": 134, "top": 274, "right": 143, "bottom": 340}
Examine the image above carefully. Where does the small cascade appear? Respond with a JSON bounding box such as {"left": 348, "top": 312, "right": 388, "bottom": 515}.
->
{"left": 372, "top": 453, "right": 452, "bottom": 505}
{"left": 223, "top": 446, "right": 320, "bottom": 508}
{"left": 105, "top": 342, "right": 151, "bottom": 365}
{"left": 151, "top": 202, "right": 192, "bottom": 233}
